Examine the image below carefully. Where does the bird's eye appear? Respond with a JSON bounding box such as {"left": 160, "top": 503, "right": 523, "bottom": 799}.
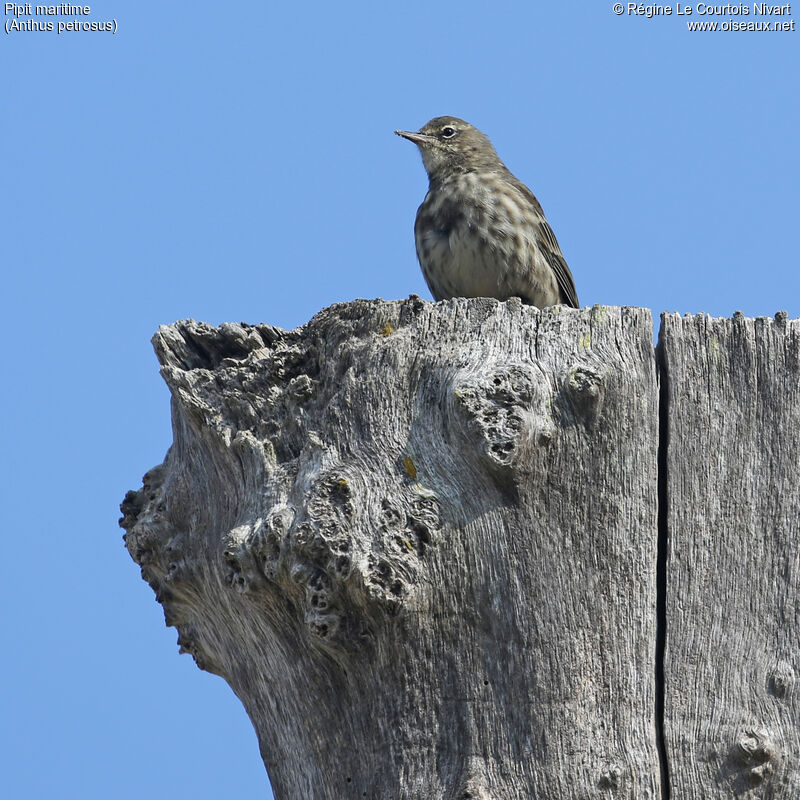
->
{"left": 441, "top": 126, "right": 456, "bottom": 139}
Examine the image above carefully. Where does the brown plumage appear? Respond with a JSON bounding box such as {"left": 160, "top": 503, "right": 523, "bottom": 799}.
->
{"left": 395, "top": 116, "right": 578, "bottom": 308}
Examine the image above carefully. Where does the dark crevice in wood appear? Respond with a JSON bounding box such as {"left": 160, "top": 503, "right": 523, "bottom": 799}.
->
{"left": 655, "top": 336, "right": 671, "bottom": 800}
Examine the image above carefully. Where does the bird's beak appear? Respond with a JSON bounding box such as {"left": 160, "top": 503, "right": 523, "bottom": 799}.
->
{"left": 395, "top": 129, "right": 432, "bottom": 145}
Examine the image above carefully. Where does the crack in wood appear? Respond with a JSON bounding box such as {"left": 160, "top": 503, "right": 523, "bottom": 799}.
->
{"left": 656, "top": 336, "right": 672, "bottom": 800}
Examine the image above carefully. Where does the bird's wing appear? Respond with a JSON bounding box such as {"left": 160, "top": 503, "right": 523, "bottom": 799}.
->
{"left": 512, "top": 179, "right": 579, "bottom": 309}
{"left": 536, "top": 219, "right": 579, "bottom": 308}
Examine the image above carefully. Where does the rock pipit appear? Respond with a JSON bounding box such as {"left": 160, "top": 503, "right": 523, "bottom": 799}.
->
{"left": 396, "top": 116, "right": 578, "bottom": 308}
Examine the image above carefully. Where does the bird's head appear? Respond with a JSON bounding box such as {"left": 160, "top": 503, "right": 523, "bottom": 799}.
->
{"left": 395, "top": 116, "right": 503, "bottom": 179}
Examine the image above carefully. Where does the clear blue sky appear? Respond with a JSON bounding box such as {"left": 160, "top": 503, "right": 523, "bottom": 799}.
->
{"left": 2, "top": 2, "right": 797, "bottom": 797}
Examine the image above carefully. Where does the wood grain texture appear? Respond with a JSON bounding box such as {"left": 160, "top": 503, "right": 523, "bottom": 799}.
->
{"left": 660, "top": 311, "right": 800, "bottom": 799}
{"left": 120, "top": 299, "right": 661, "bottom": 799}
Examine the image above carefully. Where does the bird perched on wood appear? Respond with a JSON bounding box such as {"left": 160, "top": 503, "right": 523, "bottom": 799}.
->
{"left": 395, "top": 116, "right": 578, "bottom": 308}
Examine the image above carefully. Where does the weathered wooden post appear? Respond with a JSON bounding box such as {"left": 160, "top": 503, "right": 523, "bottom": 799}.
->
{"left": 120, "top": 299, "right": 799, "bottom": 799}
{"left": 659, "top": 311, "right": 800, "bottom": 798}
